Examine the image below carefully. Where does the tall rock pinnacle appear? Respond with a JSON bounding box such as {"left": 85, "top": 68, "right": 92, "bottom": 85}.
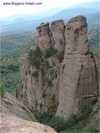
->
{"left": 56, "top": 16, "right": 98, "bottom": 118}
{"left": 51, "top": 20, "right": 65, "bottom": 52}
{"left": 36, "top": 23, "right": 51, "bottom": 51}
{"left": 36, "top": 20, "right": 65, "bottom": 53}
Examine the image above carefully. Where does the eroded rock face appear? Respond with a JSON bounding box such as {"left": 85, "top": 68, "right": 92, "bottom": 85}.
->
{"left": 36, "top": 20, "right": 65, "bottom": 52}
{"left": 56, "top": 16, "right": 98, "bottom": 118}
{"left": 0, "top": 92, "right": 36, "bottom": 121}
{"left": 92, "top": 53, "right": 100, "bottom": 92}
{"left": 36, "top": 23, "right": 51, "bottom": 51}
{"left": 16, "top": 56, "right": 60, "bottom": 115}
{"left": 16, "top": 15, "right": 98, "bottom": 119}
{"left": 51, "top": 20, "right": 65, "bottom": 52}
{"left": 0, "top": 113, "right": 57, "bottom": 133}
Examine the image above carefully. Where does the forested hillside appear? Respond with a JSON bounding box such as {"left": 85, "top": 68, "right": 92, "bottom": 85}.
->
{"left": 0, "top": 32, "right": 36, "bottom": 94}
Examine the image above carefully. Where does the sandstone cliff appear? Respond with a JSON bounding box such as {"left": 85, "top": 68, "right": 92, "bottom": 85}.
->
{"left": 16, "top": 15, "right": 99, "bottom": 123}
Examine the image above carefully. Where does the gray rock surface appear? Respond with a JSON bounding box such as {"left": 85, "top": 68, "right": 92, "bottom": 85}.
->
{"left": 51, "top": 20, "right": 65, "bottom": 52}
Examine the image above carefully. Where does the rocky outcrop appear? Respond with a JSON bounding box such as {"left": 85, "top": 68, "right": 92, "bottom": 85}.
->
{"left": 0, "top": 113, "right": 57, "bottom": 133}
{"left": 36, "top": 20, "right": 65, "bottom": 52}
{"left": 16, "top": 15, "right": 99, "bottom": 120}
{"left": 16, "top": 55, "right": 60, "bottom": 115}
{"left": 16, "top": 20, "right": 66, "bottom": 115}
{"left": 51, "top": 20, "right": 65, "bottom": 52}
{"left": 56, "top": 16, "right": 98, "bottom": 118}
{"left": 36, "top": 23, "right": 51, "bottom": 51}
{"left": 0, "top": 92, "right": 36, "bottom": 121}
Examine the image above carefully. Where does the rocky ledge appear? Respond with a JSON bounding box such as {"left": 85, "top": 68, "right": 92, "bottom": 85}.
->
{"left": 0, "top": 113, "right": 57, "bottom": 133}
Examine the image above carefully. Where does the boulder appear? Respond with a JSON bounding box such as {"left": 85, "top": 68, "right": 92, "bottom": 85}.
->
{"left": 0, "top": 113, "right": 57, "bottom": 133}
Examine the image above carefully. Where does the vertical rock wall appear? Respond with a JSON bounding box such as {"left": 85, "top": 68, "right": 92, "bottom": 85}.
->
{"left": 51, "top": 20, "right": 65, "bottom": 52}
{"left": 36, "top": 23, "right": 51, "bottom": 51}
{"left": 56, "top": 16, "right": 98, "bottom": 118}
{"left": 36, "top": 20, "right": 65, "bottom": 53}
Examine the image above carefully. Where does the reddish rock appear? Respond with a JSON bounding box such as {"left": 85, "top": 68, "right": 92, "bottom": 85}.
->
{"left": 56, "top": 16, "right": 98, "bottom": 118}
{"left": 36, "top": 23, "right": 51, "bottom": 51}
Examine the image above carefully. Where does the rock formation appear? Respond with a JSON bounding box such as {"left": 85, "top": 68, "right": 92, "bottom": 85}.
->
{"left": 56, "top": 16, "right": 98, "bottom": 118}
{"left": 16, "top": 50, "right": 60, "bottom": 115}
{"left": 0, "top": 92, "right": 36, "bottom": 121}
{"left": 36, "top": 23, "right": 51, "bottom": 51}
{"left": 0, "top": 113, "right": 57, "bottom": 133}
{"left": 16, "top": 15, "right": 99, "bottom": 121}
{"left": 36, "top": 20, "right": 65, "bottom": 52}
{"left": 51, "top": 20, "right": 65, "bottom": 52}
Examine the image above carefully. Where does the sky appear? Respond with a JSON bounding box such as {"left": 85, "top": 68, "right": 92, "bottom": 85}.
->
{"left": 0, "top": 0, "right": 96, "bottom": 18}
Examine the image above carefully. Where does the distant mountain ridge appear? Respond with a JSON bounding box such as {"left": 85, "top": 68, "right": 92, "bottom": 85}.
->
{"left": 0, "top": 1, "right": 99, "bottom": 32}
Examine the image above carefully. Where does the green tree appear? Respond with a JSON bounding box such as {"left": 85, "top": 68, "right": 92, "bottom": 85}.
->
{"left": 28, "top": 46, "right": 42, "bottom": 69}
{"left": 0, "top": 82, "right": 5, "bottom": 97}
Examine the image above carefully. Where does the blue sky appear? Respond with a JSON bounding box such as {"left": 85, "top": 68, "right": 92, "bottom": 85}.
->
{"left": 0, "top": 0, "right": 97, "bottom": 18}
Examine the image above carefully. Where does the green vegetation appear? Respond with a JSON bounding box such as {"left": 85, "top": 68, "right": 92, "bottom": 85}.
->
{"left": 28, "top": 46, "right": 42, "bottom": 69}
{"left": 33, "top": 103, "right": 99, "bottom": 133}
{"left": 89, "top": 34, "right": 99, "bottom": 54}
{"left": 43, "top": 46, "right": 57, "bottom": 58}
{"left": 61, "top": 125, "right": 99, "bottom": 133}
{"left": 0, "top": 82, "right": 5, "bottom": 97}
{"left": 82, "top": 127, "right": 99, "bottom": 133}
{"left": 33, "top": 111, "right": 79, "bottom": 132}
{"left": 1, "top": 57, "right": 21, "bottom": 94}
{"left": 32, "top": 71, "right": 39, "bottom": 78}
{"left": 28, "top": 46, "right": 62, "bottom": 88}
{"left": 1, "top": 31, "right": 35, "bottom": 58}
{"left": 60, "top": 99, "right": 99, "bottom": 133}
{"left": 43, "top": 46, "right": 64, "bottom": 63}
{"left": 26, "top": 110, "right": 37, "bottom": 122}
{"left": 78, "top": 101, "right": 93, "bottom": 120}
{"left": 57, "top": 51, "right": 64, "bottom": 63}
{"left": 1, "top": 31, "right": 36, "bottom": 94}
{"left": 46, "top": 78, "right": 53, "bottom": 87}
{"left": 47, "top": 116, "right": 67, "bottom": 132}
